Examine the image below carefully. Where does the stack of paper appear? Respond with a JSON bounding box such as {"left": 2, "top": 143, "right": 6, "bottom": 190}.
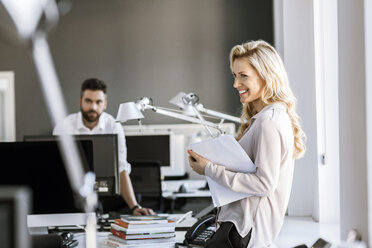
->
{"left": 103, "top": 215, "right": 176, "bottom": 248}
{"left": 189, "top": 134, "right": 256, "bottom": 207}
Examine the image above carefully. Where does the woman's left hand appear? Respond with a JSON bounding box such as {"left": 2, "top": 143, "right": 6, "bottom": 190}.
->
{"left": 188, "top": 150, "right": 210, "bottom": 175}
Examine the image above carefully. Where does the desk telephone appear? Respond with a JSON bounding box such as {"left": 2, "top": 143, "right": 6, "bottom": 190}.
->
{"left": 183, "top": 214, "right": 216, "bottom": 246}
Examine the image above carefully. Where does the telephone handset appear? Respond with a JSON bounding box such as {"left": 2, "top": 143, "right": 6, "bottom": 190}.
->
{"left": 184, "top": 214, "right": 216, "bottom": 246}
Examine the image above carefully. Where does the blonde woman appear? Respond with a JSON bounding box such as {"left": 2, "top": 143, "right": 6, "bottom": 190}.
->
{"left": 188, "top": 40, "right": 306, "bottom": 248}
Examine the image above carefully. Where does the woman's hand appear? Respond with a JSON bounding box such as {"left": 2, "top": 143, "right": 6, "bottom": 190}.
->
{"left": 188, "top": 150, "right": 210, "bottom": 175}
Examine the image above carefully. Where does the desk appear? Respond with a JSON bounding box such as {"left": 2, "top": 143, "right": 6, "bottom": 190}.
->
{"left": 162, "top": 180, "right": 211, "bottom": 213}
{"left": 74, "top": 231, "right": 189, "bottom": 247}
{"left": 162, "top": 179, "right": 211, "bottom": 197}
{"left": 28, "top": 213, "right": 197, "bottom": 248}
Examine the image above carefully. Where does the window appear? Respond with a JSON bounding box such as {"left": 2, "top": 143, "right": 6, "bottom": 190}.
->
{"left": 0, "top": 71, "right": 15, "bottom": 141}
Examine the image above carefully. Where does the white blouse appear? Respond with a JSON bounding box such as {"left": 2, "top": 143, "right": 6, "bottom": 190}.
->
{"left": 205, "top": 103, "right": 295, "bottom": 247}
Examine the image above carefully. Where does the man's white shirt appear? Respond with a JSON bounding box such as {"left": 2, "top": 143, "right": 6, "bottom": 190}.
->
{"left": 53, "top": 111, "right": 131, "bottom": 173}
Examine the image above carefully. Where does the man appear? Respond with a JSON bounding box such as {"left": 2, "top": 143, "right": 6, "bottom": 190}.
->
{"left": 53, "top": 78, "right": 154, "bottom": 215}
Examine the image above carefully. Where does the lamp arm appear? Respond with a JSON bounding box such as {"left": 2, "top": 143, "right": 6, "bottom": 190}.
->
{"left": 32, "top": 34, "right": 97, "bottom": 248}
{"left": 145, "top": 104, "right": 222, "bottom": 134}
{"left": 32, "top": 35, "right": 85, "bottom": 193}
{"left": 190, "top": 106, "right": 215, "bottom": 137}
{"left": 1, "top": 1, "right": 97, "bottom": 247}
{"left": 196, "top": 104, "right": 242, "bottom": 124}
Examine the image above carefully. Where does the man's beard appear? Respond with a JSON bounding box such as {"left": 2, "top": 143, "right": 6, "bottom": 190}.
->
{"left": 81, "top": 109, "right": 101, "bottom": 123}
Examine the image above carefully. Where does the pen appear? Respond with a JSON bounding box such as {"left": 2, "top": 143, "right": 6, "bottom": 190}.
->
{"left": 177, "top": 211, "right": 193, "bottom": 224}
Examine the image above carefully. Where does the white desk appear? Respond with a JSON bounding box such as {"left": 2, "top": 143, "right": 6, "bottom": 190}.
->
{"left": 162, "top": 179, "right": 211, "bottom": 198}
{"left": 28, "top": 212, "right": 95, "bottom": 235}
{"left": 162, "top": 179, "right": 212, "bottom": 213}
{"left": 28, "top": 213, "right": 197, "bottom": 248}
{"left": 75, "top": 231, "right": 189, "bottom": 247}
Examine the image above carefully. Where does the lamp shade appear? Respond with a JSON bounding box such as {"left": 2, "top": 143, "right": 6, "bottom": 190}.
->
{"left": 116, "top": 102, "right": 144, "bottom": 123}
{"left": 169, "top": 92, "right": 187, "bottom": 109}
{"left": 169, "top": 92, "right": 197, "bottom": 116}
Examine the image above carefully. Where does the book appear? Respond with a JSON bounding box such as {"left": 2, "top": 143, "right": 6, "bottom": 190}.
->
{"left": 110, "top": 227, "right": 175, "bottom": 240}
{"left": 111, "top": 223, "right": 175, "bottom": 234}
{"left": 189, "top": 134, "right": 256, "bottom": 207}
{"left": 114, "top": 218, "right": 176, "bottom": 229}
{"left": 103, "top": 240, "right": 175, "bottom": 248}
{"left": 120, "top": 215, "right": 169, "bottom": 224}
{"left": 107, "top": 233, "right": 175, "bottom": 245}
{"left": 103, "top": 234, "right": 175, "bottom": 247}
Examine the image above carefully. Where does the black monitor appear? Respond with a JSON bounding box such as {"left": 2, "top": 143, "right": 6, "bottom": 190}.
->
{"left": 0, "top": 141, "right": 93, "bottom": 214}
{"left": 125, "top": 134, "right": 170, "bottom": 167}
{"left": 24, "top": 134, "right": 120, "bottom": 195}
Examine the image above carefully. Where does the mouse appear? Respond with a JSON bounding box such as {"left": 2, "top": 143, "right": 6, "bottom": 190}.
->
{"left": 178, "top": 183, "right": 188, "bottom": 193}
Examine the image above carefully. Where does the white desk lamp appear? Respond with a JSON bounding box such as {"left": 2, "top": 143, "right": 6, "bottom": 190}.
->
{"left": 169, "top": 92, "right": 242, "bottom": 124}
{"left": 116, "top": 102, "right": 144, "bottom": 123}
{"left": 0, "top": 1, "right": 97, "bottom": 247}
{"left": 117, "top": 97, "right": 224, "bottom": 137}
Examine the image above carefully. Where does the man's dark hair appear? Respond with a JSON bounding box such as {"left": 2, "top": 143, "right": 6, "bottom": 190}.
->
{"left": 81, "top": 78, "right": 107, "bottom": 97}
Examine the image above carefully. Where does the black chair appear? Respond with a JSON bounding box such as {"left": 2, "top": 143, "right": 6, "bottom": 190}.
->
{"left": 129, "top": 160, "right": 163, "bottom": 212}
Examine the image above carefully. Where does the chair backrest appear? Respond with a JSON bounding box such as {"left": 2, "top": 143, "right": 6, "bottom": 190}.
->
{"left": 129, "top": 160, "right": 163, "bottom": 211}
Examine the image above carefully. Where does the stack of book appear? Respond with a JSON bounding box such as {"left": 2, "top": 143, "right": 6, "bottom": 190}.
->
{"left": 104, "top": 215, "right": 176, "bottom": 247}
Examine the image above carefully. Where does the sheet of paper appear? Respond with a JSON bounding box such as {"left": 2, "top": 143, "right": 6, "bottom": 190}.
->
{"left": 189, "top": 134, "right": 256, "bottom": 207}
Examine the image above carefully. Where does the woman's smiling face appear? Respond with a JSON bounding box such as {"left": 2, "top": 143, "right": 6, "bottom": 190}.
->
{"left": 232, "top": 57, "right": 266, "bottom": 107}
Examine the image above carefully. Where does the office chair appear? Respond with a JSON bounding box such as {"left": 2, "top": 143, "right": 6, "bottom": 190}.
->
{"left": 129, "top": 160, "right": 163, "bottom": 212}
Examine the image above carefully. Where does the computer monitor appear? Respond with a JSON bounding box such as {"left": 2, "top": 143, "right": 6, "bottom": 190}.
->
{"left": 0, "top": 141, "right": 93, "bottom": 214}
{"left": 0, "top": 186, "right": 31, "bottom": 248}
{"left": 126, "top": 133, "right": 170, "bottom": 166}
{"left": 123, "top": 123, "right": 236, "bottom": 179}
{"left": 24, "top": 134, "right": 120, "bottom": 195}
{"left": 124, "top": 130, "right": 185, "bottom": 177}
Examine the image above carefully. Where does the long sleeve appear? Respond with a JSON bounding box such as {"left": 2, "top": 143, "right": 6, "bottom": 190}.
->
{"left": 114, "top": 122, "right": 131, "bottom": 174}
{"left": 205, "top": 118, "right": 282, "bottom": 197}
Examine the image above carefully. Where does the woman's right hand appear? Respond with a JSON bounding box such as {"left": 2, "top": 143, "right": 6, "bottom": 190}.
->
{"left": 187, "top": 150, "right": 210, "bottom": 175}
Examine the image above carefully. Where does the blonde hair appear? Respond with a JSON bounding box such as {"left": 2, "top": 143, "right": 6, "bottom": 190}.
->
{"left": 230, "top": 40, "right": 306, "bottom": 159}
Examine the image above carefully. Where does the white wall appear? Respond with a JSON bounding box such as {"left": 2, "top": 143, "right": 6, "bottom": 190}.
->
{"left": 338, "top": 0, "right": 369, "bottom": 243}
{"left": 276, "top": 0, "right": 342, "bottom": 227}
{"left": 278, "top": 0, "right": 372, "bottom": 243}
{"left": 313, "top": 0, "right": 340, "bottom": 224}
{"left": 365, "top": 0, "right": 372, "bottom": 243}
{"left": 0, "top": 71, "right": 15, "bottom": 141}
{"left": 279, "top": 0, "right": 318, "bottom": 218}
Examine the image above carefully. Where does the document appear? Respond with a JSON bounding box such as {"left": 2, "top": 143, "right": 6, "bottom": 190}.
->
{"left": 189, "top": 135, "right": 256, "bottom": 207}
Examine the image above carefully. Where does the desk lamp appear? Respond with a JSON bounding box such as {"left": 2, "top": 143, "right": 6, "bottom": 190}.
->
{"left": 169, "top": 92, "right": 242, "bottom": 124}
{"left": 0, "top": 1, "right": 97, "bottom": 247}
{"left": 117, "top": 97, "right": 224, "bottom": 138}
